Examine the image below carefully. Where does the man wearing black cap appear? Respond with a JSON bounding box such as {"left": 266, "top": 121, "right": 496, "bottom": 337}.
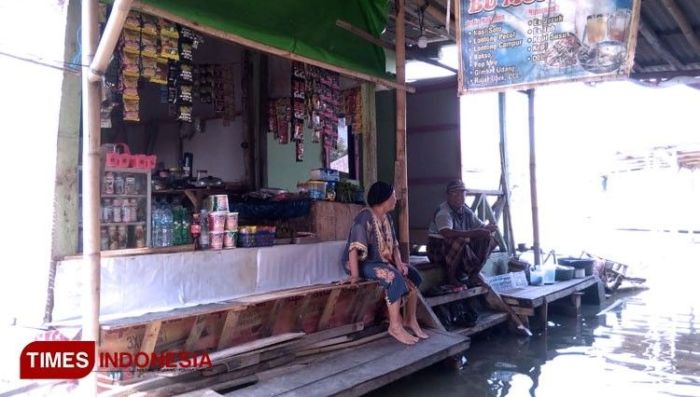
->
{"left": 427, "top": 180, "right": 498, "bottom": 286}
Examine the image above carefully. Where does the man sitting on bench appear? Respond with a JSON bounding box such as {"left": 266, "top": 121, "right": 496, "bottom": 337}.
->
{"left": 427, "top": 180, "right": 498, "bottom": 286}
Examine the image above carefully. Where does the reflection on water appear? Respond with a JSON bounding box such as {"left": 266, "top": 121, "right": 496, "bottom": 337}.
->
{"left": 370, "top": 234, "right": 700, "bottom": 397}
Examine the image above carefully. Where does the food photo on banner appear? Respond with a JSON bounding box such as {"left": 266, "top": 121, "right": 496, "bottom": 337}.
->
{"left": 457, "top": 0, "right": 642, "bottom": 94}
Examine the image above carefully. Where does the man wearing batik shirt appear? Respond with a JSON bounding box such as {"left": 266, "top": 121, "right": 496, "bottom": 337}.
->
{"left": 427, "top": 180, "right": 498, "bottom": 286}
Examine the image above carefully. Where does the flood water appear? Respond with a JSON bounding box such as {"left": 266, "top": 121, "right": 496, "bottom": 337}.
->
{"left": 371, "top": 232, "right": 700, "bottom": 397}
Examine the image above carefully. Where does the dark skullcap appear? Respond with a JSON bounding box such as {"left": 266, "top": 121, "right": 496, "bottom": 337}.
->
{"left": 366, "top": 181, "right": 394, "bottom": 207}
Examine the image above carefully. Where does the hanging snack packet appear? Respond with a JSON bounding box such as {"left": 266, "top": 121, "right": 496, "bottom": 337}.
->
{"left": 160, "top": 36, "right": 179, "bottom": 61}
{"left": 150, "top": 58, "right": 168, "bottom": 85}
{"left": 180, "top": 42, "right": 193, "bottom": 62}
{"left": 121, "top": 75, "right": 139, "bottom": 99}
{"left": 295, "top": 141, "right": 304, "bottom": 162}
{"left": 179, "top": 63, "right": 193, "bottom": 83}
{"left": 123, "top": 98, "right": 140, "bottom": 121}
{"left": 160, "top": 20, "right": 179, "bottom": 38}
{"left": 177, "top": 105, "right": 192, "bottom": 122}
{"left": 141, "top": 14, "right": 158, "bottom": 36}
{"left": 122, "top": 30, "right": 141, "bottom": 55}
{"left": 124, "top": 11, "right": 141, "bottom": 31}
{"left": 140, "top": 33, "right": 158, "bottom": 58}
{"left": 121, "top": 52, "right": 140, "bottom": 78}
{"left": 179, "top": 85, "right": 193, "bottom": 104}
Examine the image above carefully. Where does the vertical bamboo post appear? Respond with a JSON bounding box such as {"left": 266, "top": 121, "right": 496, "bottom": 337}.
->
{"left": 81, "top": 0, "right": 101, "bottom": 392}
{"left": 498, "top": 92, "right": 515, "bottom": 255}
{"left": 527, "top": 89, "right": 541, "bottom": 266}
{"left": 395, "top": 0, "right": 410, "bottom": 259}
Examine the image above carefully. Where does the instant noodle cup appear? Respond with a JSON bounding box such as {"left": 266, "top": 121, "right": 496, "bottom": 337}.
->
{"left": 225, "top": 212, "right": 239, "bottom": 231}
{"left": 207, "top": 194, "right": 229, "bottom": 212}
{"left": 224, "top": 230, "right": 237, "bottom": 249}
{"left": 210, "top": 232, "right": 224, "bottom": 250}
{"left": 208, "top": 211, "right": 227, "bottom": 233}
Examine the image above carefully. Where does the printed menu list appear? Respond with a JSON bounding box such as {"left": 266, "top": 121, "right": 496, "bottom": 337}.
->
{"left": 465, "top": 13, "right": 568, "bottom": 87}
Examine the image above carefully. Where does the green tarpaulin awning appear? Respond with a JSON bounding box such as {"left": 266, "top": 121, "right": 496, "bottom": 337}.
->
{"left": 138, "top": 0, "right": 391, "bottom": 79}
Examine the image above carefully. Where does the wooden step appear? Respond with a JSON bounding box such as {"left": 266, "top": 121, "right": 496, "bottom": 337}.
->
{"left": 425, "top": 286, "right": 488, "bottom": 307}
{"left": 454, "top": 312, "right": 508, "bottom": 336}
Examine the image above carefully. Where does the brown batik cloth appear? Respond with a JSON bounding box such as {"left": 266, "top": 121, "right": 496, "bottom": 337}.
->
{"left": 428, "top": 235, "right": 497, "bottom": 280}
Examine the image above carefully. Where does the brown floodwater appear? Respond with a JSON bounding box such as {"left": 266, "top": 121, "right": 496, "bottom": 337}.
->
{"left": 370, "top": 232, "right": 700, "bottom": 397}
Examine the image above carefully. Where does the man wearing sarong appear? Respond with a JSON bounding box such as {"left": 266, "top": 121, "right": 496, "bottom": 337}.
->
{"left": 427, "top": 180, "right": 498, "bottom": 286}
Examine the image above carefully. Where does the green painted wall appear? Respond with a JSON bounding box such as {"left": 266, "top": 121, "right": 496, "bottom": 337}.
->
{"left": 376, "top": 89, "right": 396, "bottom": 184}
{"left": 265, "top": 127, "right": 322, "bottom": 190}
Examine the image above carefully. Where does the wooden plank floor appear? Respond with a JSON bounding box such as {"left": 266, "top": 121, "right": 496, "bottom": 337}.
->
{"left": 227, "top": 330, "right": 469, "bottom": 397}
{"left": 499, "top": 276, "right": 598, "bottom": 308}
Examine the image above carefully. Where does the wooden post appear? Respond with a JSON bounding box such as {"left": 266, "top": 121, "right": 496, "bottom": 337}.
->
{"left": 498, "top": 92, "right": 515, "bottom": 254}
{"left": 527, "top": 89, "right": 541, "bottom": 266}
{"left": 395, "top": 0, "right": 410, "bottom": 258}
{"left": 361, "top": 83, "right": 378, "bottom": 189}
{"left": 81, "top": 0, "right": 101, "bottom": 393}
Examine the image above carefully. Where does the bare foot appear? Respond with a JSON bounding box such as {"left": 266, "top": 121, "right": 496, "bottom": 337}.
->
{"left": 388, "top": 325, "right": 419, "bottom": 345}
{"left": 404, "top": 320, "right": 430, "bottom": 339}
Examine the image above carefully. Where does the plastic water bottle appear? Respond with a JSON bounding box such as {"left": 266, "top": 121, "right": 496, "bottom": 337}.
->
{"left": 151, "top": 202, "right": 163, "bottom": 247}
{"left": 162, "top": 204, "right": 173, "bottom": 247}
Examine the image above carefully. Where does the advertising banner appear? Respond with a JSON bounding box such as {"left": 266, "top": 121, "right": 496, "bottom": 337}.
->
{"left": 457, "top": 0, "right": 641, "bottom": 94}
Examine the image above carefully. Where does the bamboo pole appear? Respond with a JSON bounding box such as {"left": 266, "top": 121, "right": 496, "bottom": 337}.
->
{"left": 498, "top": 92, "right": 515, "bottom": 255}
{"left": 81, "top": 0, "right": 102, "bottom": 394}
{"left": 395, "top": 0, "right": 410, "bottom": 259}
{"left": 527, "top": 89, "right": 541, "bottom": 267}
{"left": 131, "top": 1, "right": 414, "bottom": 93}
{"left": 87, "top": 0, "right": 134, "bottom": 82}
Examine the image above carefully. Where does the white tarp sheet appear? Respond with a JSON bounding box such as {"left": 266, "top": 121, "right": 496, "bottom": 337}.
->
{"left": 53, "top": 241, "right": 346, "bottom": 322}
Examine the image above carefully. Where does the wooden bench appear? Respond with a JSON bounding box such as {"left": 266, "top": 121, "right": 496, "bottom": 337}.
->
{"left": 499, "top": 276, "right": 604, "bottom": 330}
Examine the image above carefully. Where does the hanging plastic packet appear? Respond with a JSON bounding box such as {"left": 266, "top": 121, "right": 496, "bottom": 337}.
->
{"left": 121, "top": 52, "right": 140, "bottom": 78}
{"left": 179, "top": 85, "right": 193, "bottom": 103}
{"left": 140, "top": 33, "right": 158, "bottom": 58}
{"left": 121, "top": 75, "right": 139, "bottom": 99}
{"left": 180, "top": 42, "right": 193, "bottom": 62}
{"left": 179, "top": 26, "right": 196, "bottom": 42}
{"left": 295, "top": 141, "right": 304, "bottom": 162}
{"left": 179, "top": 63, "right": 193, "bottom": 83}
{"left": 177, "top": 105, "right": 192, "bottom": 122}
{"left": 124, "top": 11, "right": 141, "bottom": 31}
{"left": 150, "top": 58, "right": 168, "bottom": 85}
{"left": 141, "top": 14, "right": 158, "bottom": 36}
{"left": 160, "top": 36, "right": 179, "bottom": 61}
{"left": 160, "top": 20, "right": 179, "bottom": 38}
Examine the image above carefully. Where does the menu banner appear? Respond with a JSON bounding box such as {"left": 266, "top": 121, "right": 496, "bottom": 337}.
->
{"left": 457, "top": 0, "right": 641, "bottom": 94}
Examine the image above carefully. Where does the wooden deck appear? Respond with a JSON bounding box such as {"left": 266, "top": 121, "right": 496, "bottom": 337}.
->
{"left": 228, "top": 329, "right": 469, "bottom": 397}
{"left": 500, "top": 276, "right": 599, "bottom": 308}
{"left": 498, "top": 276, "right": 603, "bottom": 329}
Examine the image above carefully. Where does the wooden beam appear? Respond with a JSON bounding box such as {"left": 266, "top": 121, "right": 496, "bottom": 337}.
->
{"left": 318, "top": 289, "right": 342, "bottom": 330}
{"left": 184, "top": 316, "right": 207, "bottom": 352}
{"left": 661, "top": 0, "right": 700, "bottom": 54}
{"left": 424, "top": 0, "right": 456, "bottom": 39}
{"left": 395, "top": 0, "right": 410, "bottom": 258}
{"left": 217, "top": 310, "right": 241, "bottom": 350}
{"left": 361, "top": 83, "right": 378, "bottom": 189}
{"left": 336, "top": 19, "right": 393, "bottom": 50}
{"left": 638, "top": 20, "right": 686, "bottom": 71}
{"left": 132, "top": 1, "right": 414, "bottom": 93}
{"left": 139, "top": 321, "right": 162, "bottom": 355}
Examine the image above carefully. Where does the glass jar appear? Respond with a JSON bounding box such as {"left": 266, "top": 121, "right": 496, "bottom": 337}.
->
{"left": 130, "top": 199, "right": 139, "bottom": 222}
{"left": 103, "top": 172, "right": 115, "bottom": 194}
{"left": 115, "top": 174, "right": 125, "bottom": 195}
{"left": 100, "top": 228, "right": 109, "bottom": 250}
{"left": 102, "top": 199, "right": 113, "bottom": 222}
{"left": 125, "top": 175, "right": 137, "bottom": 195}
{"left": 112, "top": 198, "right": 123, "bottom": 223}
{"left": 122, "top": 199, "right": 131, "bottom": 224}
